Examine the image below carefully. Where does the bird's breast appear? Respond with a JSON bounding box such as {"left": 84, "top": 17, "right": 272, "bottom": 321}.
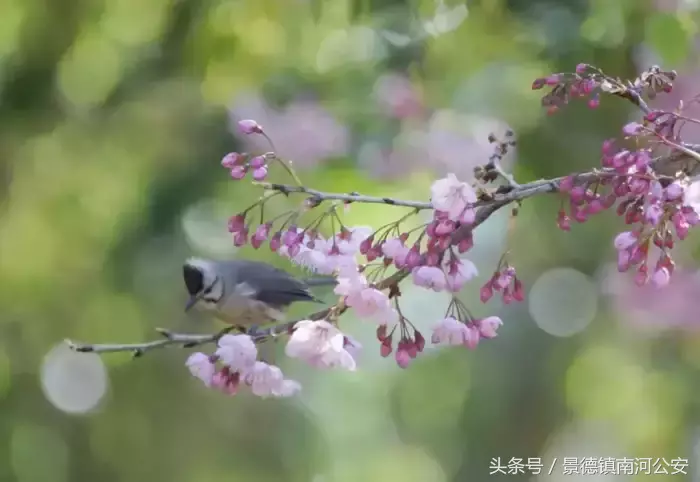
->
{"left": 214, "top": 293, "right": 286, "bottom": 326}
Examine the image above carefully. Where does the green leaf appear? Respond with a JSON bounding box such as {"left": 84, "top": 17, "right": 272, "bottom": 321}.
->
{"left": 645, "top": 13, "right": 691, "bottom": 65}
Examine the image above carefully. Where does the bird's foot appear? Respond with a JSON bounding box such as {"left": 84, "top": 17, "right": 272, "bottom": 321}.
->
{"left": 244, "top": 324, "right": 262, "bottom": 337}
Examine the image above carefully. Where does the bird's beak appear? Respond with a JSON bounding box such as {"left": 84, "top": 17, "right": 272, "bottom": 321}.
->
{"left": 185, "top": 295, "right": 199, "bottom": 312}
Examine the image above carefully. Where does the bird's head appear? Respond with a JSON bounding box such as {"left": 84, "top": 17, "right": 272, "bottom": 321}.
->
{"left": 183, "top": 258, "right": 223, "bottom": 311}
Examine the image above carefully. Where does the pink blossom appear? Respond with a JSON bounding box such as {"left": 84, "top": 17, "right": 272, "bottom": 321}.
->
{"left": 614, "top": 231, "right": 637, "bottom": 251}
{"left": 285, "top": 320, "right": 357, "bottom": 371}
{"left": 243, "top": 361, "right": 300, "bottom": 398}
{"left": 334, "top": 272, "right": 368, "bottom": 297}
{"left": 617, "top": 248, "right": 632, "bottom": 271}
{"left": 665, "top": 182, "right": 684, "bottom": 201}
{"left": 221, "top": 152, "right": 245, "bottom": 168}
{"left": 649, "top": 181, "right": 664, "bottom": 201}
{"left": 622, "top": 122, "right": 643, "bottom": 136}
{"left": 230, "top": 166, "right": 247, "bottom": 180}
{"left": 459, "top": 207, "right": 476, "bottom": 225}
{"left": 480, "top": 281, "right": 494, "bottom": 302}
{"left": 346, "top": 287, "right": 393, "bottom": 320}
{"left": 651, "top": 267, "right": 671, "bottom": 288}
{"left": 645, "top": 203, "right": 664, "bottom": 225}
{"left": 431, "top": 317, "right": 471, "bottom": 345}
{"left": 238, "top": 119, "right": 263, "bottom": 135}
{"left": 374, "top": 307, "right": 399, "bottom": 327}
{"left": 476, "top": 316, "right": 503, "bottom": 338}
{"left": 343, "top": 335, "right": 363, "bottom": 361}
{"left": 249, "top": 155, "right": 265, "bottom": 169}
{"left": 215, "top": 334, "right": 258, "bottom": 372}
{"left": 395, "top": 345, "right": 411, "bottom": 368}
{"left": 382, "top": 237, "right": 408, "bottom": 259}
{"left": 430, "top": 173, "right": 477, "bottom": 221}
{"left": 463, "top": 325, "right": 480, "bottom": 349}
{"left": 412, "top": 266, "right": 447, "bottom": 291}
{"left": 283, "top": 230, "right": 364, "bottom": 275}
{"left": 185, "top": 352, "right": 216, "bottom": 386}
{"left": 292, "top": 245, "right": 332, "bottom": 273}
{"left": 445, "top": 259, "right": 478, "bottom": 292}
{"left": 252, "top": 166, "right": 268, "bottom": 181}
{"left": 228, "top": 214, "right": 245, "bottom": 233}
{"left": 333, "top": 226, "right": 373, "bottom": 255}
{"left": 211, "top": 368, "right": 240, "bottom": 395}
{"left": 251, "top": 223, "right": 271, "bottom": 249}
{"left": 321, "top": 254, "right": 358, "bottom": 275}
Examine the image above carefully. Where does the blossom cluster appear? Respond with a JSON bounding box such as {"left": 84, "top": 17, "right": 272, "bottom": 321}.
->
{"left": 186, "top": 324, "right": 364, "bottom": 399}
{"left": 532, "top": 63, "right": 676, "bottom": 115}
{"left": 535, "top": 65, "right": 699, "bottom": 288}
{"left": 179, "top": 62, "right": 698, "bottom": 399}
{"left": 186, "top": 334, "right": 300, "bottom": 398}
{"left": 180, "top": 119, "right": 518, "bottom": 397}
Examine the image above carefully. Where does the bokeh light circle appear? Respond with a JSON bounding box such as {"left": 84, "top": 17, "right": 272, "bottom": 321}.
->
{"left": 528, "top": 267, "right": 598, "bottom": 337}
{"left": 41, "top": 343, "right": 109, "bottom": 414}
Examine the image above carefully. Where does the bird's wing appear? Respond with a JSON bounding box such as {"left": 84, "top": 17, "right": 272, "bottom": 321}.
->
{"left": 229, "top": 260, "right": 320, "bottom": 308}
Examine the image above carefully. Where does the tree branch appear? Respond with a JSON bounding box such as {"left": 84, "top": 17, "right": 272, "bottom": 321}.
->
{"left": 254, "top": 182, "right": 434, "bottom": 209}
{"left": 66, "top": 307, "right": 334, "bottom": 356}
{"left": 66, "top": 144, "right": 700, "bottom": 357}
{"left": 64, "top": 171, "right": 573, "bottom": 356}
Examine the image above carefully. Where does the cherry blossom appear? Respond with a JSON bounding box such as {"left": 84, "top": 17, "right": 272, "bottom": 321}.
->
{"left": 285, "top": 320, "right": 357, "bottom": 370}
{"left": 430, "top": 173, "right": 477, "bottom": 221}
{"left": 186, "top": 352, "right": 216, "bottom": 386}
{"left": 244, "top": 362, "right": 301, "bottom": 398}
{"left": 215, "top": 334, "right": 258, "bottom": 373}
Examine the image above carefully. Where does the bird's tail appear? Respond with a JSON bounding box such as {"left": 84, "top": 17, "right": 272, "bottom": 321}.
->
{"left": 303, "top": 275, "right": 337, "bottom": 287}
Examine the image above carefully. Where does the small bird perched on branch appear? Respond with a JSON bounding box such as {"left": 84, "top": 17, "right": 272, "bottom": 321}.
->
{"left": 182, "top": 258, "right": 335, "bottom": 329}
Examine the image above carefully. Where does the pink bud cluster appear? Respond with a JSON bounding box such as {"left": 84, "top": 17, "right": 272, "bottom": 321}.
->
{"left": 479, "top": 265, "right": 525, "bottom": 304}
{"left": 532, "top": 63, "right": 601, "bottom": 114}
{"left": 220, "top": 119, "right": 272, "bottom": 181}
{"left": 221, "top": 151, "right": 272, "bottom": 182}
{"left": 556, "top": 121, "right": 700, "bottom": 288}
{"left": 533, "top": 64, "right": 677, "bottom": 116}
{"left": 186, "top": 334, "right": 300, "bottom": 398}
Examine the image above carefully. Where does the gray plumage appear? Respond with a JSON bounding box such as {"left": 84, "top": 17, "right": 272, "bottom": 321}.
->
{"left": 182, "top": 257, "right": 333, "bottom": 327}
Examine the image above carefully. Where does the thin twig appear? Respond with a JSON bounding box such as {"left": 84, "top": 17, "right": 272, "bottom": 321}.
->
{"left": 253, "top": 182, "right": 434, "bottom": 209}
{"left": 66, "top": 308, "right": 333, "bottom": 356}
{"left": 491, "top": 159, "right": 520, "bottom": 188}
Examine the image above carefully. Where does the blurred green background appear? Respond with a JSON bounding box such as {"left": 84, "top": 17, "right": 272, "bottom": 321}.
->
{"left": 1, "top": 0, "right": 700, "bottom": 480}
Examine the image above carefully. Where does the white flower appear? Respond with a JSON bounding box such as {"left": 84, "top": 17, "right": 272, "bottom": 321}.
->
{"left": 477, "top": 316, "right": 503, "bottom": 338}
{"left": 431, "top": 317, "right": 471, "bottom": 346}
{"left": 613, "top": 231, "right": 637, "bottom": 251}
{"left": 333, "top": 225, "right": 373, "bottom": 255}
{"left": 215, "top": 334, "right": 258, "bottom": 372}
{"left": 445, "top": 259, "right": 479, "bottom": 292}
{"left": 430, "top": 173, "right": 477, "bottom": 221}
{"left": 185, "top": 352, "right": 215, "bottom": 386}
{"left": 334, "top": 272, "right": 369, "bottom": 297}
{"left": 382, "top": 238, "right": 408, "bottom": 259}
{"left": 286, "top": 320, "right": 357, "bottom": 371}
{"left": 244, "top": 361, "right": 300, "bottom": 398}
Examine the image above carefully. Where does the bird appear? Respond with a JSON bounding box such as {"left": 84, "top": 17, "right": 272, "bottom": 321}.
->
{"left": 182, "top": 257, "right": 334, "bottom": 329}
